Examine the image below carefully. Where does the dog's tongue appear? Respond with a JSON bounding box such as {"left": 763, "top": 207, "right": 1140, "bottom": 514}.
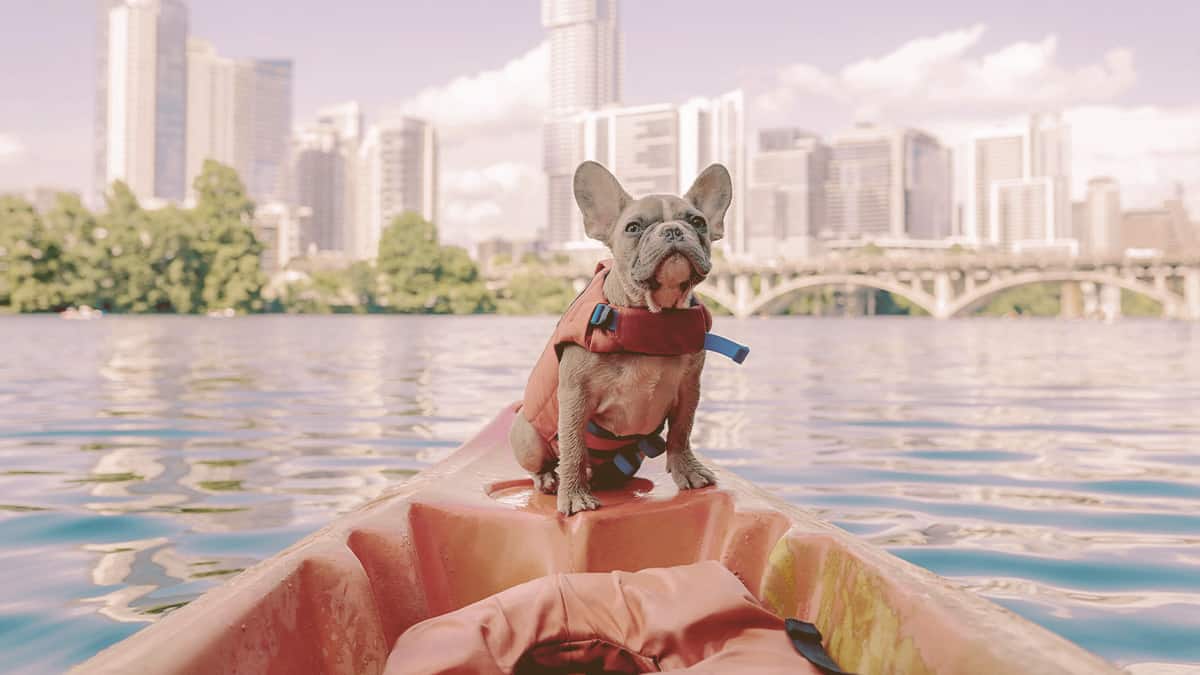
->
{"left": 649, "top": 253, "right": 694, "bottom": 310}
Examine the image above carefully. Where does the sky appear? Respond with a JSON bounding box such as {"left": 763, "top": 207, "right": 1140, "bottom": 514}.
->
{"left": 1, "top": 0, "right": 1198, "bottom": 245}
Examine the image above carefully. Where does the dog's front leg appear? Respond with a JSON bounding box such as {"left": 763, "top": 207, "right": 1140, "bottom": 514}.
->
{"left": 666, "top": 357, "right": 716, "bottom": 490}
{"left": 556, "top": 352, "right": 600, "bottom": 515}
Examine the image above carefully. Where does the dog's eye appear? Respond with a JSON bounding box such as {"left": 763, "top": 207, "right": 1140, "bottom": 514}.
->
{"left": 624, "top": 221, "right": 642, "bottom": 234}
{"left": 688, "top": 215, "right": 707, "bottom": 231}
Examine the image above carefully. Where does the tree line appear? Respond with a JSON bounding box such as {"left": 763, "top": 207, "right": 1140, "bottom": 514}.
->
{"left": 0, "top": 160, "right": 578, "bottom": 316}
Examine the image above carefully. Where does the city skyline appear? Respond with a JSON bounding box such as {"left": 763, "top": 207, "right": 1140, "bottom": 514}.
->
{"left": 2, "top": 1, "right": 1199, "bottom": 249}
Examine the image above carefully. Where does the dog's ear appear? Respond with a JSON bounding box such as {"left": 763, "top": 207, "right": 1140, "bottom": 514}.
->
{"left": 684, "top": 164, "right": 732, "bottom": 242}
{"left": 574, "top": 161, "right": 630, "bottom": 245}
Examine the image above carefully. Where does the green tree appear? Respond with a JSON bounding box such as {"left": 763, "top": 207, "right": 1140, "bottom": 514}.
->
{"left": 0, "top": 195, "right": 73, "bottom": 311}
{"left": 191, "top": 160, "right": 264, "bottom": 313}
{"left": 97, "top": 182, "right": 165, "bottom": 311}
{"left": 497, "top": 270, "right": 577, "bottom": 315}
{"left": 376, "top": 211, "right": 494, "bottom": 313}
{"left": 43, "top": 192, "right": 101, "bottom": 307}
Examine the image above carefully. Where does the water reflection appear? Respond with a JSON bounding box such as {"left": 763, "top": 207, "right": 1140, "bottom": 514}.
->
{"left": 0, "top": 315, "right": 1198, "bottom": 671}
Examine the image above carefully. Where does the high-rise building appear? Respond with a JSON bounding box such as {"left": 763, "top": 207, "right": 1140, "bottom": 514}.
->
{"left": 1121, "top": 185, "right": 1198, "bottom": 254}
{"left": 1080, "top": 177, "right": 1121, "bottom": 256}
{"left": 96, "top": 0, "right": 189, "bottom": 204}
{"left": 679, "top": 91, "right": 746, "bottom": 254}
{"left": 185, "top": 38, "right": 236, "bottom": 201}
{"left": 184, "top": 38, "right": 293, "bottom": 204}
{"left": 990, "top": 177, "right": 1055, "bottom": 246}
{"left": 823, "top": 125, "right": 951, "bottom": 240}
{"left": 234, "top": 60, "right": 293, "bottom": 203}
{"left": 571, "top": 91, "right": 746, "bottom": 249}
{"left": 291, "top": 126, "right": 346, "bottom": 253}
{"left": 967, "top": 113, "right": 1072, "bottom": 249}
{"left": 746, "top": 129, "right": 828, "bottom": 259}
{"left": 355, "top": 118, "right": 438, "bottom": 260}
{"left": 542, "top": 0, "right": 622, "bottom": 249}
{"left": 290, "top": 101, "right": 363, "bottom": 255}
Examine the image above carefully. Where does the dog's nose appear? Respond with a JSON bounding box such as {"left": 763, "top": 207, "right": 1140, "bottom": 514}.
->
{"left": 662, "top": 225, "right": 684, "bottom": 241}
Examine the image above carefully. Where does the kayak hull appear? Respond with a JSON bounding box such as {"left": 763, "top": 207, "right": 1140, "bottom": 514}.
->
{"left": 76, "top": 405, "right": 1118, "bottom": 674}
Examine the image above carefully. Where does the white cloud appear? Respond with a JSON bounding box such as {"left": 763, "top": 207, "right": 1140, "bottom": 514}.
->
{"left": 754, "top": 25, "right": 1137, "bottom": 124}
{"left": 377, "top": 45, "right": 549, "bottom": 246}
{"left": 383, "top": 43, "right": 548, "bottom": 143}
{"left": 0, "top": 134, "right": 25, "bottom": 162}
{"left": 438, "top": 151, "right": 545, "bottom": 245}
{"left": 442, "top": 161, "right": 536, "bottom": 199}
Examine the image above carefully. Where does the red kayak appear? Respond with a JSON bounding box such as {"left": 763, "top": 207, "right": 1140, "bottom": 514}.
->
{"left": 76, "top": 405, "right": 1118, "bottom": 674}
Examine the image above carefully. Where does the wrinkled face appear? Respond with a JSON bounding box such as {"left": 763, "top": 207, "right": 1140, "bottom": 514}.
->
{"left": 573, "top": 161, "right": 732, "bottom": 312}
{"left": 610, "top": 195, "right": 713, "bottom": 311}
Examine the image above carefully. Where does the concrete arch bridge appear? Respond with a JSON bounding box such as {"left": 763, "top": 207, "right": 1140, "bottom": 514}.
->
{"left": 525, "top": 254, "right": 1200, "bottom": 320}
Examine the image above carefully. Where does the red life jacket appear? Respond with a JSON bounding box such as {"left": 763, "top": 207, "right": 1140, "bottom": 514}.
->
{"left": 520, "top": 259, "right": 713, "bottom": 481}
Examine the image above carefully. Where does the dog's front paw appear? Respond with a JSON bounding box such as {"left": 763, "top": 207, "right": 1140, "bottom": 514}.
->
{"left": 533, "top": 470, "right": 559, "bottom": 494}
{"left": 668, "top": 456, "right": 717, "bottom": 490}
{"left": 558, "top": 487, "right": 601, "bottom": 515}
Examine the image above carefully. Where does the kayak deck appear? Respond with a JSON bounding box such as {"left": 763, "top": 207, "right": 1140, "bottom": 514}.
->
{"left": 77, "top": 405, "right": 1118, "bottom": 674}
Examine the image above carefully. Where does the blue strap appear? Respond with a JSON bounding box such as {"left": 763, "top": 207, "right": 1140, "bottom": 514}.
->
{"left": 704, "top": 333, "right": 750, "bottom": 364}
{"left": 612, "top": 450, "right": 642, "bottom": 477}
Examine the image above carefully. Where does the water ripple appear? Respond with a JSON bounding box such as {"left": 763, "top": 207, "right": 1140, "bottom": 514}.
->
{"left": 0, "top": 315, "right": 1197, "bottom": 672}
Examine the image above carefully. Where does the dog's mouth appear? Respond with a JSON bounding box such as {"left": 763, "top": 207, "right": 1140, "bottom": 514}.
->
{"left": 634, "top": 247, "right": 710, "bottom": 291}
{"left": 632, "top": 248, "right": 710, "bottom": 312}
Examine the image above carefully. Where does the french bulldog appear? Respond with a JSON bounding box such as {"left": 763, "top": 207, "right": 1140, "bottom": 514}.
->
{"left": 509, "top": 160, "right": 733, "bottom": 515}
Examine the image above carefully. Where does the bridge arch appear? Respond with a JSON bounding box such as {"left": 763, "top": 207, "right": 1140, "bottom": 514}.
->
{"left": 741, "top": 274, "right": 939, "bottom": 318}
{"left": 694, "top": 286, "right": 738, "bottom": 314}
{"left": 943, "top": 270, "right": 1181, "bottom": 318}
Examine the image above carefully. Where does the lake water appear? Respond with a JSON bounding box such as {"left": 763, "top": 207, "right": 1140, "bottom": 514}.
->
{"left": 1, "top": 315, "right": 1199, "bottom": 673}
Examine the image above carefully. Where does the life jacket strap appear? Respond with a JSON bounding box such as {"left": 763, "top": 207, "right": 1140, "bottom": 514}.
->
{"left": 588, "top": 303, "right": 749, "bottom": 364}
{"left": 585, "top": 419, "right": 668, "bottom": 480}
{"left": 703, "top": 333, "right": 750, "bottom": 364}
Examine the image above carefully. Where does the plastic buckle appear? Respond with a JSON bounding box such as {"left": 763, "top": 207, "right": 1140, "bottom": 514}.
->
{"left": 638, "top": 436, "right": 667, "bottom": 458}
{"left": 589, "top": 303, "right": 617, "bottom": 330}
{"left": 613, "top": 450, "right": 641, "bottom": 477}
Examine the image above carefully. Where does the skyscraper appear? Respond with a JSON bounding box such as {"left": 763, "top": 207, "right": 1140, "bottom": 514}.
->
{"left": 904, "top": 130, "right": 953, "bottom": 240}
{"left": 152, "top": 0, "right": 188, "bottom": 202}
{"left": 185, "top": 38, "right": 236, "bottom": 201}
{"left": 746, "top": 129, "right": 828, "bottom": 259}
{"left": 967, "top": 113, "right": 1072, "bottom": 249}
{"left": 542, "top": 0, "right": 622, "bottom": 248}
{"left": 290, "top": 101, "right": 363, "bottom": 255}
{"left": 291, "top": 126, "right": 346, "bottom": 253}
{"left": 184, "top": 38, "right": 293, "bottom": 205}
{"left": 96, "top": 0, "right": 188, "bottom": 204}
{"left": 355, "top": 118, "right": 438, "bottom": 260}
{"left": 823, "top": 125, "right": 951, "bottom": 241}
{"left": 990, "top": 177, "right": 1055, "bottom": 247}
{"left": 1081, "top": 177, "right": 1121, "bottom": 256}
{"left": 235, "top": 60, "right": 293, "bottom": 203}
{"left": 679, "top": 91, "right": 746, "bottom": 254}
